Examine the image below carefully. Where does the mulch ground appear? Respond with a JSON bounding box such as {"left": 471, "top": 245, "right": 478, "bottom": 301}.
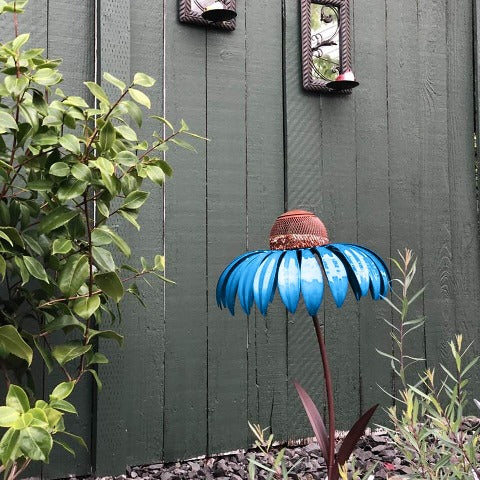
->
{"left": 91, "top": 430, "right": 415, "bottom": 480}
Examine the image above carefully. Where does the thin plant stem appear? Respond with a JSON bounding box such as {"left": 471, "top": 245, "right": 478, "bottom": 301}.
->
{"left": 311, "top": 314, "right": 335, "bottom": 478}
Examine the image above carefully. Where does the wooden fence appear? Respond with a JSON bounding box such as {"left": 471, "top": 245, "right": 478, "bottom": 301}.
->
{"left": 11, "top": 0, "right": 480, "bottom": 476}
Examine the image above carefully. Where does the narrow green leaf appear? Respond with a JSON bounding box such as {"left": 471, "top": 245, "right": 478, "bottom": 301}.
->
{"left": 49, "top": 400, "right": 77, "bottom": 415}
{"left": 53, "top": 438, "right": 76, "bottom": 457}
{"left": 103, "top": 72, "right": 126, "bottom": 91}
{"left": 171, "top": 137, "right": 196, "bottom": 152}
{"left": 0, "top": 255, "right": 6, "bottom": 281}
{"left": 87, "top": 329, "right": 123, "bottom": 346}
{"left": 122, "top": 190, "right": 149, "bottom": 210}
{"left": 99, "top": 121, "right": 116, "bottom": 151}
{"left": 12, "top": 33, "right": 30, "bottom": 51}
{"left": 150, "top": 115, "right": 173, "bottom": 131}
{"left": 97, "top": 226, "right": 131, "bottom": 257}
{"left": 158, "top": 159, "right": 173, "bottom": 177}
{"left": 33, "top": 337, "right": 54, "bottom": 373}
{"left": 88, "top": 369, "right": 102, "bottom": 390}
{"left": 0, "top": 428, "right": 20, "bottom": 465}
{"left": 118, "top": 210, "right": 140, "bottom": 230}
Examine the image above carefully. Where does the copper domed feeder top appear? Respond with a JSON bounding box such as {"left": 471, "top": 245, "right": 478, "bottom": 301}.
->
{"left": 269, "top": 210, "right": 329, "bottom": 250}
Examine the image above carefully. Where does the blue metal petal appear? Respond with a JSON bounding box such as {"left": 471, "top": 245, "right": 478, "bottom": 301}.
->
{"left": 349, "top": 247, "right": 382, "bottom": 300}
{"left": 347, "top": 244, "right": 391, "bottom": 297}
{"left": 225, "top": 252, "right": 265, "bottom": 315}
{"left": 238, "top": 251, "right": 272, "bottom": 315}
{"left": 277, "top": 250, "right": 301, "bottom": 313}
{"left": 253, "top": 251, "right": 283, "bottom": 316}
{"left": 216, "top": 250, "right": 261, "bottom": 309}
{"left": 330, "top": 244, "right": 371, "bottom": 299}
{"left": 316, "top": 246, "right": 349, "bottom": 308}
{"left": 300, "top": 249, "right": 324, "bottom": 316}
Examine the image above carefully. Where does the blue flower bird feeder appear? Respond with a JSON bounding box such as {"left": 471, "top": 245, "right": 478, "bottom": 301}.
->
{"left": 216, "top": 210, "right": 391, "bottom": 480}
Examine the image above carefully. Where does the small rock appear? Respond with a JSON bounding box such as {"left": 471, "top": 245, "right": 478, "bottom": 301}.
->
{"left": 160, "top": 473, "right": 173, "bottom": 480}
{"left": 130, "top": 472, "right": 138, "bottom": 479}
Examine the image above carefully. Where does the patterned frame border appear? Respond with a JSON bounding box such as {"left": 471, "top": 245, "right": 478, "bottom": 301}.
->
{"left": 179, "top": 0, "right": 237, "bottom": 31}
{"left": 301, "top": 0, "right": 352, "bottom": 93}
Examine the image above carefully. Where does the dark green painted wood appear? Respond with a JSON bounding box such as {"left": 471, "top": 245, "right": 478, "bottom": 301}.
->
{"left": 205, "top": 2, "right": 248, "bottom": 455}
{"left": 419, "top": 0, "right": 456, "bottom": 373}
{"left": 447, "top": 0, "right": 480, "bottom": 398}
{"left": 162, "top": 0, "right": 208, "bottom": 461}
{"left": 283, "top": 0, "right": 326, "bottom": 439}
{"left": 354, "top": 0, "right": 391, "bottom": 421}
{"left": 95, "top": 0, "right": 132, "bottom": 475}
{"left": 385, "top": 0, "right": 426, "bottom": 390}
{"left": 245, "top": 0, "right": 287, "bottom": 440}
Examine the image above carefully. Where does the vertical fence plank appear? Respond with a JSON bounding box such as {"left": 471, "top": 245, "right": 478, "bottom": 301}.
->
{"left": 385, "top": 0, "right": 426, "bottom": 389}
{"left": 44, "top": 1, "right": 96, "bottom": 477}
{"left": 283, "top": 0, "right": 326, "bottom": 438}
{"left": 95, "top": 0, "right": 131, "bottom": 474}
{"left": 162, "top": 1, "right": 208, "bottom": 461}
{"left": 447, "top": 0, "right": 480, "bottom": 393}
{"left": 354, "top": 0, "right": 391, "bottom": 418}
{"left": 419, "top": 0, "right": 456, "bottom": 372}
{"left": 205, "top": 5, "right": 248, "bottom": 455}
{"left": 245, "top": 0, "right": 287, "bottom": 440}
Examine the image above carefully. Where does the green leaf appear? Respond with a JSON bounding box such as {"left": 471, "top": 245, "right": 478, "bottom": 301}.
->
{"left": 115, "top": 150, "right": 137, "bottom": 166}
{"left": 14, "top": 256, "right": 30, "bottom": 285}
{"left": 88, "top": 369, "right": 102, "bottom": 390}
{"left": 118, "top": 210, "right": 140, "bottom": 230}
{"left": 58, "top": 254, "right": 89, "bottom": 296}
{"left": 0, "top": 326, "right": 33, "bottom": 365}
{"left": 95, "top": 271, "right": 124, "bottom": 302}
{"left": 103, "top": 72, "right": 126, "bottom": 91}
{"left": 39, "top": 206, "right": 79, "bottom": 233}
{"left": 18, "top": 426, "right": 52, "bottom": 461}
{"left": 52, "top": 342, "right": 92, "bottom": 366}
{"left": 99, "top": 121, "right": 116, "bottom": 151}
{"left": 123, "top": 100, "right": 143, "bottom": 127}
{"left": 0, "top": 110, "right": 18, "bottom": 131}
{"left": 73, "top": 295, "right": 101, "bottom": 319}
{"left": 0, "top": 255, "right": 5, "bottom": 281}
{"left": 0, "top": 226, "right": 24, "bottom": 248}
{"left": 59, "top": 134, "right": 81, "bottom": 155}
{"left": 49, "top": 161, "right": 70, "bottom": 177}
{"left": 53, "top": 438, "right": 76, "bottom": 457}
{"left": 28, "top": 408, "right": 49, "bottom": 428}
{"left": 151, "top": 115, "right": 174, "bottom": 131}
{"left": 43, "top": 315, "right": 86, "bottom": 334}
{"left": 91, "top": 246, "right": 115, "bottom": 272}
{"left": 133, "top": 72, "right": 156, "bottom": 87}
{"left": 87, "top": 329, "right": 123, "bottom": 346}
{"left": 57, "top": 179, "right": 87, "bottom": 202}
{"left": 154, "top": 255, "right": 165, "bottom": 271}
{"left": 0, "top": 407, "right": 20, "bottom": 427}
{"left": 128, "top": 88, "right": 151, "bottom": 108}
{"left": 171, "top": 137, "right": 197, "bottom": 152}
{"left": 146, "top": 165, "right": 165, "bottom": 185}
{"left": 23, "top": 256, "right": 49, "bottom": 283}
{"left": 122, "top": 190, "right": 150, "bottom": 210}
{"left": 63, "top": 96, "right": 89, "bottom": 108}
{"left": 116, "top": 124, "right": 137, "bottom": 141}
{"left": 50, "top": 381, "right": 75, "bottom": 401}
{"left": 52, "top": 238, "right": 73, "bottom": 255}
{"left": 33, "top": 337, "right": 54, "bottom": 373}
{"left": 49, "top": 400, "right": 77, "bottom": 415}
{"left": 158, "top": 159, "right": 173, "bottom": 177}
{"left": 12, "top": 33, "right": 30, "bottom": 50}
{"left": 27, "top": 179, "right": 54, "bottom": 191}
{"left": 59, "top": 431, "right": 87, "bottom": 450}
{"left": 86, "top": 352, "right": 109, "bottom": 366}
{"left": 6, "top": 385, "right": 30, "bottom": 413}
{"left": 97, "top": 226, "right": 131, "bottom": 257}
{"left": 84, "top": 82, "right": 110, "bottom": 104}
{"left": 95, "top": 156, "right": 115, "bottom": 176}
{"left": 101, "top": 171, "right": 120, "bottom": 196}
{"left": 0, "top": 428, "right": 20, "bottom": 465}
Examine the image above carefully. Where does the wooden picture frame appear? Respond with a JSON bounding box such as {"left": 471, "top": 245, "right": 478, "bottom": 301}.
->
{"left": 301, "top": 0, "right": 352, "bottom": 92}
{"left": 179, "top": 0, "right": 237, "bottom": 31}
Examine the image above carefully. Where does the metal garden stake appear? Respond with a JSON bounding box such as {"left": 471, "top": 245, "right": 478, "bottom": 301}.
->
{"left": 216, "top": 210, "right": 391, "bottom": 480}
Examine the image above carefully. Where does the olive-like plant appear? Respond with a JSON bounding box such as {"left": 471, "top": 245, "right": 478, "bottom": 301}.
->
{"left": 0, "top": 1, "right": 204, "bottom": 478}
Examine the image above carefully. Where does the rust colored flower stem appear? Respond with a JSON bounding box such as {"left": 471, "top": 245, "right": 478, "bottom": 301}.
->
{"left": 311, "top": 314, "right": 335, "bottom": 478}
